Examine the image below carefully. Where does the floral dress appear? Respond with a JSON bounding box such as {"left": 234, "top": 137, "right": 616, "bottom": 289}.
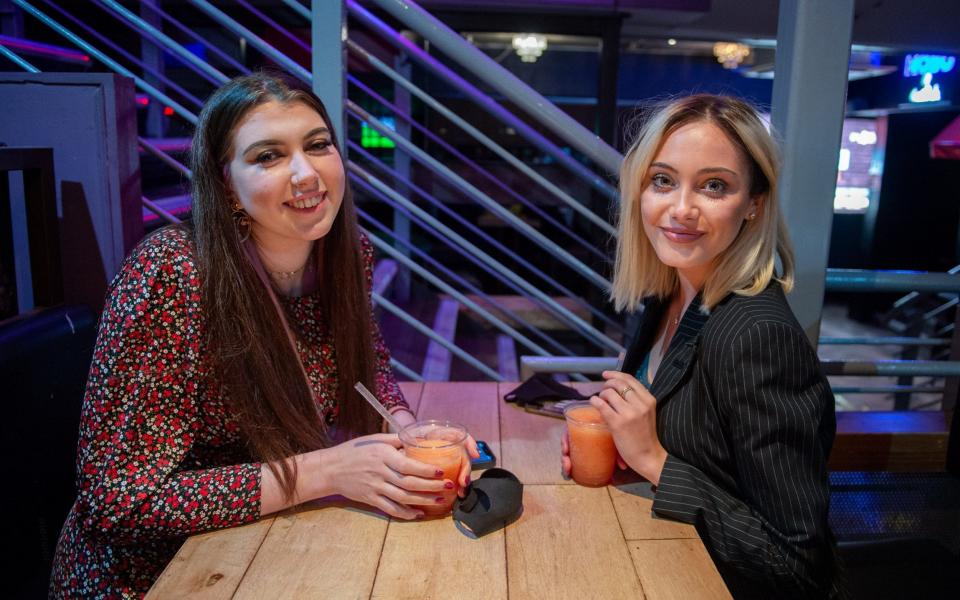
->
{"left": 49, "top": 226, "right": 407, "bottom": 598}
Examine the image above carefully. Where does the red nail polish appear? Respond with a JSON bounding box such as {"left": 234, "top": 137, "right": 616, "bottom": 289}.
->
{"left": 444, "top": 481, "right": 454, "bottom": 489}
{"left": 434, "top": 469, "right": 444, "bottom": 478}
{"left": 415, "top": 513, "right": 424, "bottom": 520}
{"left": 465, "top": 475, "right": 471, "bottom": 485}
{"left": 435, "top": 497, "right": 445, "bottom": 503}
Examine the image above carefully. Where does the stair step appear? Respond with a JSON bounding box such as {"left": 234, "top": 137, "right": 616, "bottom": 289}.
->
{"left": 421, "top": 298, "right": 459, "bottom": 381}
{"left": 455, "top": 294, "right": 590, "bottom": 331}
{"left": 496, "top": 334, "right": 518, "bottom": 381}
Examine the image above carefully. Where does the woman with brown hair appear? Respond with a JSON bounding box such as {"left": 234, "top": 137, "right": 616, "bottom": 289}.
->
{"left": 563, "top": 95, "right": 845, "bottom": 598}
{"left": 50, "top": 72, "right": 474, "bottom": 598}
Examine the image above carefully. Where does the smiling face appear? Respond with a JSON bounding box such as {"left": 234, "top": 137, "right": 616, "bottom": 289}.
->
{"left": 226, "top": 100, "right": 345, "bottom": 255}
{"left": 639, "top": 120, "right": 760, "bottom": 289}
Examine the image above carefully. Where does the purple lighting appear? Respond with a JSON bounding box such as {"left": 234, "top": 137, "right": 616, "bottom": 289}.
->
{"left": 0, "top": 34, "right": 89, "bottom": 64}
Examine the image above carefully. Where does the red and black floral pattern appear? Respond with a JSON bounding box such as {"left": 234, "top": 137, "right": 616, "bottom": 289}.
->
{"left": 49, "top": 227, "right": 406, "bottom": 598}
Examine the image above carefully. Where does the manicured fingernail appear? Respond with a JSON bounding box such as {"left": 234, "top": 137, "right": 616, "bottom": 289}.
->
{"left": 434, "top": 469, "right": 444, "bottom": 477}
{"left": 465, "top": 475, "right": 471, "bottom": 485}
{"left": 435, "top": 497, "right": 445, "bottom": 503}
{"left": 444, "top": 481, "right": 454, "bottom": 489}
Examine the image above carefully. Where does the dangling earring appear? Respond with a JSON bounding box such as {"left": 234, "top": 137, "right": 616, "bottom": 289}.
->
{"left": 231, "top": 200, "right": 251, "bottom": 242}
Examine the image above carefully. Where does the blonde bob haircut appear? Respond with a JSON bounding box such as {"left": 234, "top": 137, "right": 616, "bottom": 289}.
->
{"left": 611, "top": 94, "right": 795, "bottom": 313}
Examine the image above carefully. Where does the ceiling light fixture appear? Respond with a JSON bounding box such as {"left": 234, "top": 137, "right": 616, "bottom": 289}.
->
{"left": 512, "top": 34, "right": 547, "bottom": 63}
{"left": 713, "top": 42, "right": 750, "bottom": 69}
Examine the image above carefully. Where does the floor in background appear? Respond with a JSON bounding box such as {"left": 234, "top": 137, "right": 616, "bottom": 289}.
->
{"left": 818, "top": 302, "right": 944, "bottom": 411}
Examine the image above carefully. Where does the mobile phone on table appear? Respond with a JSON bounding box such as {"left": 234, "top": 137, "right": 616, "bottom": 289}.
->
{"left": 470, "top": 440, "right": 496, "bottom": 470}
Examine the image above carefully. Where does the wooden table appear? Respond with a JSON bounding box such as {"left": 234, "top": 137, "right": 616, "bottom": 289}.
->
{"left": 148, "top": 382, "right": 730, "bottom": 599}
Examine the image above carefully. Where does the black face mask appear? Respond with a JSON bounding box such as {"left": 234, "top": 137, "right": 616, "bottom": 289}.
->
{"left": 503, "top": 373, "right": 588, "bottom": 408}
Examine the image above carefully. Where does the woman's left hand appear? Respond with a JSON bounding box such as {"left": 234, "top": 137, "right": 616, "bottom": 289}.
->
{"left": 458, "top": 435, "right": 480, "bottom": 496}
{"left": 592, "top": 370, "right": 668, "bottom": 485}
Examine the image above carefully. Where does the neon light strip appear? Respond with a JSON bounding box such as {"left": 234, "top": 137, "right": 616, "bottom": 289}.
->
{"left": 0, "top": 33, "right": 88, "bottom": 63}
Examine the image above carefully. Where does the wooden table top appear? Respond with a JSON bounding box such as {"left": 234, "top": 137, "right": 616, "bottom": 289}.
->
{"left": 147, "top": 382, "right": 730, "bottom": 600}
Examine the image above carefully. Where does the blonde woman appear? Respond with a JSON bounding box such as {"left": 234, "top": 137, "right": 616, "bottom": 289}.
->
{"left": 564, "top": 95, "right": 845, "bottom": 598}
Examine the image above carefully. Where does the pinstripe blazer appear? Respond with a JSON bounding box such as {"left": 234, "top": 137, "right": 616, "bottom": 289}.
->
{"left": 622, "top": 281, "right": 843, "bottom": 599}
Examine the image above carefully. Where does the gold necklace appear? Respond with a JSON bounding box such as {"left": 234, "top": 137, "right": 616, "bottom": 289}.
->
{"left": 268, "top": 260, "right": 314, "bottom": 281}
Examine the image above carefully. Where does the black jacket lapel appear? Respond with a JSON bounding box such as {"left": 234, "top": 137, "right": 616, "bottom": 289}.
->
{"left": 621, "top": 296, "right": 669, "bottom": 376}
{"left": 649, "top": 295, "right": 710, "bottom": 403}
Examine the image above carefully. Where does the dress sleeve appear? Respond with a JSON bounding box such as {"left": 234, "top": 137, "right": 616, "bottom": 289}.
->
{"left": 75, "top": 232, "right": 261, "bottom": 542}
{"left": 359, "top": 233, "right": 409, "bottom": 414}
{"left": 652, "top": 320, "right": 835, "bottom": 597}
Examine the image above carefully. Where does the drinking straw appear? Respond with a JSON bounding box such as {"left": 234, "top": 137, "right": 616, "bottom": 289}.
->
{"left": 354, "top": 381, "right": 404, "bottom": 431}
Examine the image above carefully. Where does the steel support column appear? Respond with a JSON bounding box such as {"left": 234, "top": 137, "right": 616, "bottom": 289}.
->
{"left": 770, "top": 0, "right": 854, "bottom": 345}
{"left": 312, "top": 0, "right": 344, "bottom": 146}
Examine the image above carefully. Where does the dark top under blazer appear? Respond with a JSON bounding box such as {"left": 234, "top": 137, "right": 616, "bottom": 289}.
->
{"left": 622, "top": 281, "right": 843, "bottom": 599}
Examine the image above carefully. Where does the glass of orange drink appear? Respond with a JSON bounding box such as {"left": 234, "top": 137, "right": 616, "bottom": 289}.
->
{"left": 563, "top": 401, "right": 616, "bottom": 487}
{"left": 399, "top": 420, "right": 468, "bottom": 517}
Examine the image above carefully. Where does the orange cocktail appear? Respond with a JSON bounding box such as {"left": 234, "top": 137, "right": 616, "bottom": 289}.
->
{"left": 564, "top": 402, "right": 616, "bottom": 487}
{"left": 399, "top": 420, "right": 467, "bottom": 517}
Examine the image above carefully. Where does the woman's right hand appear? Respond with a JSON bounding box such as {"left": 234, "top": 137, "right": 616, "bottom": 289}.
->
{"left": 311, "top": 433, "right": 451, "bottom": 520}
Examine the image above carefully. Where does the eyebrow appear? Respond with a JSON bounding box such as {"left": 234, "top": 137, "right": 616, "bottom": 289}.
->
{"left": 649, "top": 162, "right": 739, "bottom": 177}
{"left": 240, "top": 127, "right": 331, "bottom": 156}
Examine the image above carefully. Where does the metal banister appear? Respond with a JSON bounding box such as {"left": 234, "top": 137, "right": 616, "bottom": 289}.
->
{"left": 12, "top": 0, "right": 199, "bottom": 124}
{"left": 825, "top": 269, "right": 960, "bottom": 293}
{"left": 347, "top": 102, "right": 611, "bottom": 291}
{"left": 363, "top": 227, "right": 553, "bottom": 358}
{"left": 97, "top": 0, "right": 228, "bottom": 87}
{"left": 44, "top": 0, "right": 205, "bottom": 109}
{"left": 358, "top": 207, "right": 576, "bottom": 356}
{"left": 365, "top": 0, "right": 623, "bottom": 176}
{"left": 348, "top": 161, "right": 624, "bottom": 353}
{"left": 0, "top": 41, "right": 38, "bottom": 72}
{"left": 347, "top": 140, "right": 619, "bottom": 332}
{"left": 345, "top": 0, "right": 619, "bottom": 201}
{"left": 345, "top": 39, "right": 615, "bottom": 235}
{"left": 347, "top": 72, "right": 611, "bottom": 252}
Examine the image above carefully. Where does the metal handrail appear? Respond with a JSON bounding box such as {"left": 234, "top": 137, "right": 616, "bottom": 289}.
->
{"left": 825, "top": 269, "right": 960, "bottom": 293}
{"left": 348, "top": 102, "right": 611, "bottom": 291}
{"left": 357, "top": 207, "right": 576, "bottom": 356}
{"left": 820, "top": 360, "right": 960, "bottom": 377}
{"left": 348, "top": 161, "right": 624, "bottom": 353}
{"left": 345, "top": 39, "right": 614, "bottom": 235}
{"left": 819, "top": 337, "right": 951, "bottom": 346}
{"left": 363, "top": 227, "right": 554, "bottom": 358}
{"left": 353, "top": 175, "right": 615, "bottom": 350}
{"left": 142, "top": 196, "right": 182, "bottom": 225}
{"left": 345, "top": 0, "right": 619, "bottom": 201}
{"left": 96, "top": 0, "right": 229, "bottom": 87}
{"left": 186, "top": 0, "right": 310, "bottom": 83}
{"left": 138, "top": 0, "right": 247, "bottom": 73}
{"left": 42, "top": 0, "right": 205, "bottom": 109}
{"left": 519, "top": 355, "right": 960, "bottom": 380}
{"left": 365, "top": 0, "right": 622, "bottom": 176}
{"left": 347, "top": 73, "right": 608, "bottom": 258}
{"left": 138, "top": 137, "right": 193, "bottom": 179}
{"left": 234, "top": 0, "right": 310, "bottom": 56}
{"left": 12, "top": 0, "right": 199, "bottom": 124}
{"left": 347, "top": 140, "right": 620, "bottom": 333}
{"left": 0, "top": 42, "right": 38, "bottom": 71}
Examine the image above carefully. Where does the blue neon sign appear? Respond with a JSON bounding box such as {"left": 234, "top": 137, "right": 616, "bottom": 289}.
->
{"left": 903, "top": 54, "right": 956, "bottom": 77}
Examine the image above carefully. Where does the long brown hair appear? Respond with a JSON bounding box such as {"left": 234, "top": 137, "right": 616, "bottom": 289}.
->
{"left": 189, "top": 72, "right": 379, "bottom": 501}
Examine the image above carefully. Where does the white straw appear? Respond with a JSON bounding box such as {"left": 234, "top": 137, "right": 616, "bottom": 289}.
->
{"left": 354, "top": 381, "right": 404, "bottom": 432}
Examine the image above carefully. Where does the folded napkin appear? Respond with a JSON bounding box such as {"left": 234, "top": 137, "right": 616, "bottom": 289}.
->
{"left": 503, "top": 373, "right": 588, "bottom": 407}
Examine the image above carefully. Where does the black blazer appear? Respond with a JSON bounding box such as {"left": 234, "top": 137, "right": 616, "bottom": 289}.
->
{"left": 622, "top": 282, "right": 844, "bottom": 599}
